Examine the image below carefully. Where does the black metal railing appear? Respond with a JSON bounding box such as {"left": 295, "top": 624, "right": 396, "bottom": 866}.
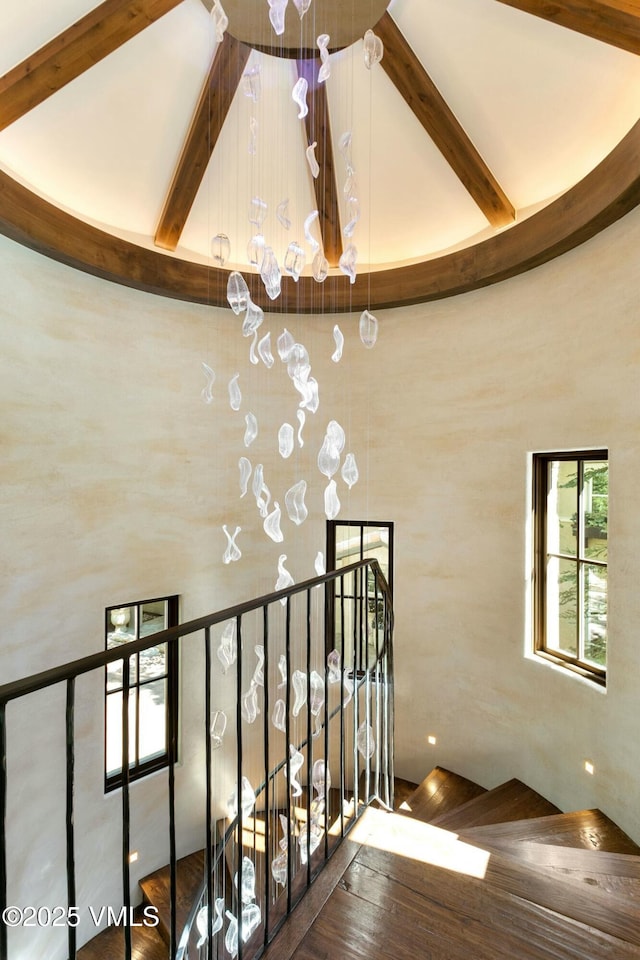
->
{"left": 0, "top": 559, "right": 393, "bottom": 960}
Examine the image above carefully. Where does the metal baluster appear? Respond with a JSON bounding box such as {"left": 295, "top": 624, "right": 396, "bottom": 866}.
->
{"left": 0, "top": 701, "right": 7, "bottom": 960}
{"left": 364, "top": 567, "right": 371, "bottom": 805}
{"left": 66, "top": 678, "right": 77, "bottom": 960}
{"left": 236, "top": 616, "right": 243, "bottom": 960}
{"left": 284, "top": 599, "right": 292, "bottom": 915}
{"left": 352, "top": 570, "right": 359, "bottom": 820}
{"left": 374, "top": 576, "right": 383, "bottom": 807}
{"left": 339, "top": 575, "right": 345, "bottom": 840}
{"left": 323, "top": 585, "right": 330, "bottom": 860}
{"left": 169, "top": 638, "right": 178, "bottom": 960}
{"left": 121, "top": 657, "right": 132, "bottom": 960}
{"left": 204, "top": 628, "right": 213, "bottom": 960}
{"left": 262, "top": 604, "right": 270, "bottom": 946}
{"left": 305, "top": 589, "right": 312, "bottom": 888}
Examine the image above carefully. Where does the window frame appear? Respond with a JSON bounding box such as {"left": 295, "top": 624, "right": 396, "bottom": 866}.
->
{"left": 104, "top": 594, "right": 179, "bottom": 792}
{"left": 532, "top": 450, "right": 607, "bottom": 687}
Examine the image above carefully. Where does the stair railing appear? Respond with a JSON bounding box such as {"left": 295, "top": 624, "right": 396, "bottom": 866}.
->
{"left": 0, "top": 559, "right": 393, "bottom": 960}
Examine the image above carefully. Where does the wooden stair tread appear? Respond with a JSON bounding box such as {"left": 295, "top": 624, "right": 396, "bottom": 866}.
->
{"left": 400, "top": 766, "right": 486, "bottom": 823}
{"left": 465, "top": 838, "right": 640, "bottom": 874}
{"left": 460, "top": 809, "right": 640, "bottom": 854}
{"left": 429, "top": 778, "right": 560, "bottom": 830}
{"left": 77, "top": 906, "right": 167, "bottom": 960}
{"left": 139, "top": 849, "right": 205, "bottom": 946}
{"left": 292, "top": 808, "right": 640, "bottom": 959}
{"left": 392, "top": 777, "right": 419, "bottom": 810}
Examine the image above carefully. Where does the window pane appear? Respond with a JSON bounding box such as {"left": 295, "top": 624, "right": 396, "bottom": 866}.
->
{"left": 141, "top": 601, "right": 167, "bottom": 637}
{"left": 335, "top": 526, "right": 362, "bottom": 568}
{"left": 583, "top": 461, "right": 608, "bottom": 562}
{"left": 106, "top": 654, "right": 136, "bottom": 690}
{"left": 584, "top": 564, "right": 607, "bottom": 666}
{"left": 546, "top": 461, "right": 577, "bottom": 557}
{"left": 105, "top": 690, "right": 137, "bottom": 776}
{"left": 546, "top": 556, "right": 577, "bottom": 656}
{"left": 138, "top": 678, "right": 167, "bottom": 762}
{"left": 140, "top": 642, "right": 167, "bottom": 681}
{"left": 107, "top": 606, "right": 136, "bottom": 646}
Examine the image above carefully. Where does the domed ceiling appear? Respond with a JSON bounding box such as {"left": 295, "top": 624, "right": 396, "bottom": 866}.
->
{"left": 1, "top": 0, "right": 640, "bottom": 312}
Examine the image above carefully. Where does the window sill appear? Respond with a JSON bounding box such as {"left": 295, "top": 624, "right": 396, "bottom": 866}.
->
{"left": 533, "top": 649, "right": 606, "bottom": 689}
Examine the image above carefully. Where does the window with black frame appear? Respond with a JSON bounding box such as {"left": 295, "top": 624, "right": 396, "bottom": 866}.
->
{"left": 326, "top": 520, "right": 393, "bottom": 670}
{"left": 533, "top": 451, "right": 607, "bottom": 685}
{"left": 105, "top": 595, "right": 179, "bottom": 790}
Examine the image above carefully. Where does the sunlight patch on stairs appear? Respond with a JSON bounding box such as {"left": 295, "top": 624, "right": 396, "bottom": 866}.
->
{"left": 350, "top": 806, "right": 491, "bottom": 879}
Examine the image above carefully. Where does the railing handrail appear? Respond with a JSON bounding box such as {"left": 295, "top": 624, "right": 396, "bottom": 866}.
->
{"left": 0, "top": 558, "right": 391, "bottom": 706}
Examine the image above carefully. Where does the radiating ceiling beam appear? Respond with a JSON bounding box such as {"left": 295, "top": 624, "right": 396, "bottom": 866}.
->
{"left": 376, "top": 12, "right": 515, "bottom": 228}
{"left": 0, "top": 0, "right": 184, "bottom": 132}
{"left": 296, "top": 60, "right": 343, "bottom": 267}
{"left": 494, "top": 0, "right": 640, "bottom": 55}
{"left": 154, "top": 34, "right": 251, "bottom": 252}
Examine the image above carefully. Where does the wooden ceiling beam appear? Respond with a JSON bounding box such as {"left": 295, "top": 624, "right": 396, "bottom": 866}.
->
{"left": 296, "top": 60, "right": 343, "bottom": 267}
{"left": 0, "top": 0, "right": 184, "bottom": 132}
{"left": 494, "top": 0, "right": 640, "bottom": 56}
{"left": 375, "top": 12, "right": 515, "bottom": 228}
{"left": 154, "top": 33, "right": 251, "bottom": 251}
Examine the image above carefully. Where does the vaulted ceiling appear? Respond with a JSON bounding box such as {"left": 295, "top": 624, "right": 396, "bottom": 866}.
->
{"left": 1, "top": 0, "right": 640, "bottom": 312}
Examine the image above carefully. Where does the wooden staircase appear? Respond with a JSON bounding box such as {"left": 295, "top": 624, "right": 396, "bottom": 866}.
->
{"left": 77, "top": 767, "right": 640, "bottom": 959}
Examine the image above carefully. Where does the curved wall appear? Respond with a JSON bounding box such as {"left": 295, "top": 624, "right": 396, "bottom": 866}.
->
{"left": 1, "top": 202, "right": 640, "bottom": 949}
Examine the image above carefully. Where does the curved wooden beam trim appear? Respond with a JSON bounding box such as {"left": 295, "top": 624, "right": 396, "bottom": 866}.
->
{"left": 1, "top": 119, "right": 640, "bottom": 312}
{"left": 0, "top": 0, "right": 184, "bottom": 133}
{"left": 376, "top": 12, "right": 515, "bottom": 229}
{"left": 154, "top": 33, "right": 251, "bottom": 251}
{"left": 494, "top": 0, "right": 640, "bottom": 56}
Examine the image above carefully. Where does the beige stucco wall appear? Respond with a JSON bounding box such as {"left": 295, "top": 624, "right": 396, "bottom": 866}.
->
{"left": 2, "top": 200, "right": 640, "bottom": 953}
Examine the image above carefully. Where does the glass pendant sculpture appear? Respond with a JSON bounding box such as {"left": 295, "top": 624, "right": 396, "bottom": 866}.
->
{"left": 225, "top": 912, "right": 238, "bottom": 959}
{"left": 357, "top": 721, "right": 375, "bottom": 759}
{"left": 263, "top": 501, "right": 284, "bottom": 543}
{"left": 284, "top": 241, "right": 305, "bottom": 282}
{"left": 341, "top": 452, "right": 359, "bottom": 489}
{"left": 363, "top": 28, "right": 384, "bottom": 68}
{"left": 285, "top": 744, "right": 304, "bottom": 797}
{"left": 324, "top": 479, "right": 341, "bottom": 519}
{"left": 258, "top": 332, "right": 274, "bottom": 368}
{"left": 285, "top": 479, "right": 308, "bottom": 525}
{"left": 227, "top": 776, "right": 256, "bottom": 819}
{"left": 359, "top": 309, "right": 378, "bottom": 348}
{"left": 253, "top": 645, "right": 265, "bottom": 686}
{"left": 201, "top": 362, "right": 216, "bottom": 403}
{"left": 249, "top": 329, "right": 260, "bottom": 365}
{"left": 260, "top": 246, "right": 282, "bottom": 300}
{"left": 315, "top": 551, "right": 325, "bottom": 576}
{"left": 287, "top": 342, "right": 310, "bottom": 382}
{"left": 278, "top": 423, "right": 294, "bottom": 459}
{"left": 275, "top": 554, "right": 294, "bottom": 601}
{"left": 306, "top": 142, "right": 320, "bottom": 178}
{"left": 228, "top": 373, "right": 241, "bottom": 411}
{"left": 227, "top": 273, "right": 250, "bottom": 315}
{"left": 248, "top": 116, "right": 258, "bottom": 155}
{"left": 210, "top": 710, "right": 227, "bottom": 749}
{"left": 327, "top": 649, "right": 341, "bottom": 683}
{"left": 272, "top": 698, "right": 286, "bottom": 732}
{"left": 293, "top": 0, "right": 312, "bottom": 18}
{"left": 331, "top": 325, "right": 344, "bottom": 362}
{"left": 297, "top": 410, "right": 306, "bottom": 447}
{"left": 338, "top": 243, "right": 358, "bottom": 283}
{"left": 252, "top": 463, "right": 271, "bottom": 517}
{"left": 277, "top": 328, "right": 295, "bottom": 361}
{"left": 217, "top": 620, "right": 237, "bottom": 669}
{"left": 268, "top": 0, "right": 288, "bottom": 35}
{"left": 242, "top": 65, "right": 261, "bottom": 102}
{"left": 244, "top": 413, "right": 258, "bottom": 447}
{"left": 241, "top": 681, "right": 260, "bottom": 723}
{"left": 327, "top": 419, "right": 345, "bottom": 452}
{"left": 247, "top": 233, "right": 265, "bottom": 267}
{"left": 234, "top": 857, "right": 256, "bottom": 904}
{"left": 309, "top": 670, "right": 324, "bottom": 715}
{"left": 317, "top": 435, "right": 340, "bottom": 478}
{"left": 343, "top": 196, "right": 360, "bottom": 238}
{"left": 249, "top": 196, "right": 268, "bottom": 229}
{"left": 312, "top": 251, "right": 329, "bottom": 282}
{"left": 211, "top": 0, "right": 228, "bottom": 42}
{"left": 222, "top": 525, "right": 242, "bottom": 564}
{"left": 339, "top": 131, "right": 354, "bottom": 176}
{"left": 317, "top": 33, "right": 331, "bottom": 82}
{"left": 276, "top": 198, "right": 291, "bottom": 230}
{"left": 312, "top": 758, "right": 330, "bottom": 795}
{"left": 292, "top": 76, "right": 309, "bottom": 119}
{"left": 196, "top": 897, "right": 225, "bottom": 948}
{"left": 304, "top": 210, "right": 320, "bottom": 254}
{"left": 292, "top": 670, "right": 307, "bottom": 717}
{"left": 211, "top": 233, "right": 230, "bottom": 266}
{"left": 238, "top": 457, "right": 252, "bottom": 497}
{"left": 242, "top": 299, "right": 264, "bottom": 337}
